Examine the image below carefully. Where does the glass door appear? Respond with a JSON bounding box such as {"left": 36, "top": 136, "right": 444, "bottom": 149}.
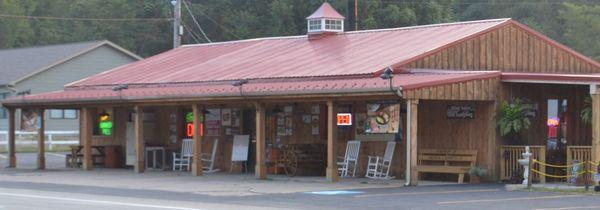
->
{"left": 546, "top": 99, "right": 568, "bottom": 181}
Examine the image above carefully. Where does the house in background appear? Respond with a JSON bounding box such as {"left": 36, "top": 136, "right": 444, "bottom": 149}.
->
{"left": 0, "top": 40, "right": 141, "bottom": 132}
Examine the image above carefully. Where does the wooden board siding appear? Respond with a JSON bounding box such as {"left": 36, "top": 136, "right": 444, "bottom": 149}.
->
{"left": 403, "top": 77, "right": 500, "bottom": 101}
{"left": 503, "top": 83, "right": 591, "bottom": 146}
{"left": 404, "top": 24, "right": 600, "bottom": 74}
{"left": 417, "top": 100, "right": 499, "bottom": 181}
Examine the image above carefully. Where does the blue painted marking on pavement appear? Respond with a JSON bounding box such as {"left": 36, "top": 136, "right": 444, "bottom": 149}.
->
{"left": 305, "top": 190, "right": 364, "bottom": 195}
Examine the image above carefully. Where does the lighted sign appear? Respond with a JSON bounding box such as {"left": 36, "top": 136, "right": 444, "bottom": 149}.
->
{"left": 98, "top": 112, "right": 113, "bottom": 136}
{"left": 337, "top": 113, "right": 352, "bottom": 126}
{"left": 185, "top": 112, "right": 204, "bottom": 138}
{"left": 547, "top": 117, "right": 560, "bottom": 127}
{"left": 186, "top": 122, "right": 204, "bottom": 138}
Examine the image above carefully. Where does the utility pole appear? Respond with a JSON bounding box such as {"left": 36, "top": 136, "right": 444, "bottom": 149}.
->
{"left": 172, "top": 0, "right": 182, "bottom": 48}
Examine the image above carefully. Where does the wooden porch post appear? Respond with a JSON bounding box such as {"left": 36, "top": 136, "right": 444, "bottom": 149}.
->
{"left": 192, "top": 104, "right": 204, "bottom": 176}
{"left": 326, "top": 100, "right": 339, "bottom": 182}
{"left": 255, "top": 102, "right": 267, "bottom": 179}
{"left": 7, "top": 108, "right": 16, "bottom": 168}
{"left": 591, "top": 85, "right": 600, "bottom": 178}
{"left": 37, "top": 109, "right": 46, "bottom": 170}
{"left": 134, "top": 106, "right": 145, "bottom": 173}
{"left": 406, "top": 99, "right": 419, "bottom": 186}
{"left": 81, "top": 108, "right": 94, "bottom": 170}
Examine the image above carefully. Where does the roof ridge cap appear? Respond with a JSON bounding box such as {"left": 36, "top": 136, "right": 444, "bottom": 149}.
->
{"left": 181, "top": 35, "right": 307, "bottom": 48}
{"left": 344, "top": 18, "right": 511, "bottom": 35}
{"left": 0, "top": 40, "right": 105, "bottom": 52}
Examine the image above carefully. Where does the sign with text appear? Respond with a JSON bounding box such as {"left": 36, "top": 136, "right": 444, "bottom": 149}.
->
{"left": 337, "top": 113, "right": 352, "bottom": 126}
{"left": 446, "top": 105, "right": 475, "bottom": 119}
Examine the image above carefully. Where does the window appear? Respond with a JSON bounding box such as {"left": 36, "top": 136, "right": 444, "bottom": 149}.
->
{"left": 0, "top": 93, "right": 8, "bottom": 119}
{"left": 325, "top": 19, "right": 342, "bottom": 30}
{"left": 308, "top": 19, "right": 321, "bottom": 31}
{"left": 49, "top": 109, "right": 78, "bottom": 119}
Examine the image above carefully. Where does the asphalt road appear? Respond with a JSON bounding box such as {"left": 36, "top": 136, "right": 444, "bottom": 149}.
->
{"left": 1, "top": 153, "right": 600, "bottom": 210}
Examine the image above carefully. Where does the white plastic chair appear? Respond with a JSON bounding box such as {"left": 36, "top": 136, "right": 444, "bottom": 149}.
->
{"left": 201, "top": 138, "right": 220, "bottom": 173}
{"left": 338, "top": 140, "right": 361, "bottom": 177}
{"left": 366, "top": 141, "right": 396, "bottom": 179}
{"left": 172, "top": 139, "right": 193, "bottom": 171}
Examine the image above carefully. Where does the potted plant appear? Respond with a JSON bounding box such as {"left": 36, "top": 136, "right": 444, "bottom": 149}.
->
{"left": 497, "top": 98, "right": 532, "bottom": 145}
{"left": 469, "top": 166, "right": 487, "bottom": 183}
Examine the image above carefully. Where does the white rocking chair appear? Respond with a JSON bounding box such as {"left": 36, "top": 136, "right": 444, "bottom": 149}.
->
{"left": 366, "top": 141, "right": 396, "bottom": 179}
{"left": 338, "top": 140, "right": 361, "bottom": 177}
{"left": 172, "top": 139, "right": 193, "bottom": 171}
{"left": 201, "top": 138, "right": 220, "bottom": 173}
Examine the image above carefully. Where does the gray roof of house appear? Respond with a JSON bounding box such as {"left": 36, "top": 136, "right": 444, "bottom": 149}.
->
{"left": 0, "top": 40, "right": 115, "bottom": 85}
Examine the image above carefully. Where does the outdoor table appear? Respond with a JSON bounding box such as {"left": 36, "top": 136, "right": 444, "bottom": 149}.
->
{"left": 68, "top": 145, "right": 105, "bottom": 168}
{"left": 145, "top": 146, "right": 166, "bottom": 170}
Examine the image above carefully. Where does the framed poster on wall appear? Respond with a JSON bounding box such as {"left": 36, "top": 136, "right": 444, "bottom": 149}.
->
{"left": 365, "top": 103, "right": 401, "bottom": 134}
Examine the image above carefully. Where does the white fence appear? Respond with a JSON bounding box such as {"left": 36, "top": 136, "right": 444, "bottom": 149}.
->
{"left": 0, "top": 131, "right": 79, "bottom": 150}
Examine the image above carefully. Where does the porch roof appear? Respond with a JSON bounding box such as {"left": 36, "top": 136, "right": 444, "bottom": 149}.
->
{"left": 1, "top": 69, "right": 500, "bottom": 107}
{"left": 501, "top": 72, "right": 600, "bottom": 85}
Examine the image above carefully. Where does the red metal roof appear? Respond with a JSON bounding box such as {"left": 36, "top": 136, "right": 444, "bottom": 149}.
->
{"left": 70, "top": 19, "right": 509, "bottom": 88}
{"left": 5, "top": 70, "right": 500, "bottom": 105}
{"left": 306, "top": 2, "right": 345, "bottom": 19}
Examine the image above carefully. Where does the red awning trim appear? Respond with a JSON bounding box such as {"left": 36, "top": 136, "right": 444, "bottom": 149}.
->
{"left": 2, "top": 70, "right": 501, "bottom": 106}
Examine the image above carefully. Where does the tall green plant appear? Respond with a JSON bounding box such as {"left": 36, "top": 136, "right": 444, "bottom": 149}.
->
{"left": 580, "top": 96, "right": 592, "bottom": 124}
{"left": 497, "top": 99, "right": 531, "bottom": 142}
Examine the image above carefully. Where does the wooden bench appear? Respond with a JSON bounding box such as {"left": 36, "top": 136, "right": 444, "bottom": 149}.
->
{"left": 417, "top": 149, "right": 477, "bottom": 183}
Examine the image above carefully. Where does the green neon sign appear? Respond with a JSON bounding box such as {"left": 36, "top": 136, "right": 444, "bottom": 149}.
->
{"left": 99, "top": 112, "right": 113, "bottom": 136}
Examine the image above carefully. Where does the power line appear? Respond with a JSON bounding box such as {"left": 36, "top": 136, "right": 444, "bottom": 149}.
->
{"left": 182, "top": 0, "right": 212, "bottom": 43}
{"left": 181, "top": 21, "right": 202, "bottom": 44}
{"left": 0, "top": 14, "right": 173, "bottom": 22}
{"left": 184, "top": 2, "right": 241, "bottom": 40}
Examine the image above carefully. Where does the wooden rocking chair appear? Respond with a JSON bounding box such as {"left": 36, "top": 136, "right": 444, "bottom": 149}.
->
{"left": 366, "top": 141, "right": 396, "bottom": 179}
{"left": 338, "top": 140, "right": 361, "bottom": 177}
{"left": 201, "top": 138, "right": 220, "bottom": 173}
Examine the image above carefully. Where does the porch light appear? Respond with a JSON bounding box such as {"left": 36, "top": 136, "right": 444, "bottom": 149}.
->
{"left": 380, "top": 67, "right": 394, "bottom": 80}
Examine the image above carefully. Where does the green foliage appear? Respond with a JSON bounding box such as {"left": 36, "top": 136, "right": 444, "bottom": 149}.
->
{"left": 497, "top": 99, "right": 531, "bottom": 138}
{"left": 0, "top": 0, "right": 597, "bottom": 61}
{"left": 468, "top": 166, "right": 487, "bottom": 177}
{"left": 581, "top": 96, "right": 592, "bottom": 124}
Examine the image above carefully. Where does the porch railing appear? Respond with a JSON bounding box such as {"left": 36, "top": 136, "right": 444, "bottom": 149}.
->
{"left": 0, "top": 130, "right": 79, "bottom": 150}
{"left": 500, "top": 145, "right": 546, "bottom": 183}
{"left": 566, "top": 145, "right": 592, "bottom": 182}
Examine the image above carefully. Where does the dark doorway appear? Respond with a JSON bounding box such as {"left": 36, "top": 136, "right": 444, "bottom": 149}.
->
{"left": 546, "top": 98, "right": 568, "bottom": 181}
{"left": 243, "top": 109, "right": 256, "bottom": 173}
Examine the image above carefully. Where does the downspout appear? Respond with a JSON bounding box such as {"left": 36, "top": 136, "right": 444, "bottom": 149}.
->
{"left": 381, "top": 67, "right": 408, "bottom": 185}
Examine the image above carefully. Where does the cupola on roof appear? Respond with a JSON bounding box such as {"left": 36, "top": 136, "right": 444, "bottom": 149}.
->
{"left": 306, "top": 2, "right": 345, "bottom": 35}
{"left": 306, "top": 2, "right": 345, "bottom": 20}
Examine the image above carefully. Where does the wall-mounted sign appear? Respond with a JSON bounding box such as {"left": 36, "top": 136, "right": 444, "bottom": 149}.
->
{"left": 446, "top": 105, "right": 475, "bottom": 119}
{"left": 365, "top": 103, "right": 401, "bottom": 134}
{"left": 337, "top": 113, "right": 352, "bottom": 126}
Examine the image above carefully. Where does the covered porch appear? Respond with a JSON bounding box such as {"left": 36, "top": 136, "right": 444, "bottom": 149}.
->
{"left": 2, "top": 70, "right": 505, "bottom": 185}
{"left": 499, "top": 73, "right": 600, "bottom": 184}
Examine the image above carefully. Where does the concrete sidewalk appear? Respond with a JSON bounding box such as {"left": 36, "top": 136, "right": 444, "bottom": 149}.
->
{"left": 0, "top": 168, "right": 461, "bottom": 197}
